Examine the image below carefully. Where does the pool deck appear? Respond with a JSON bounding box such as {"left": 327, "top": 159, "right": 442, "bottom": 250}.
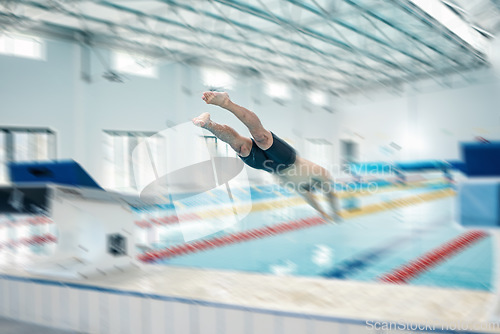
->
{"left": 0, "top": 262, "right": 498, "bottom": 332}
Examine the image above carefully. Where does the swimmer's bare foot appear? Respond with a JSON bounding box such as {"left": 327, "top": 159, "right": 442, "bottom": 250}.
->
{"left": 192, "top": 112, "right": 211, "bottom": 128}
{"left": 202, "top": 91, "right": 230, "bottom": 108}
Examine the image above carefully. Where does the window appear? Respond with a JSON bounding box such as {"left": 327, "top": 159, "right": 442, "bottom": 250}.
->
{"left": 308, "top": 89, "right": 327, "bottom": 106}
{"left": 266, "top": 80, "right": 290, "bottom": 100}
{"left": 304, "top": 138, "right": 333, "bottom": 172}
{"left": 201, "top": 67, "right": 234, "bottom": 90}
{"left": 0, "top": 127, "right": 56, "bottom": 184}
{"left": 0, "top": 34, "right": 44, "bottom": 60}
{"left": 104, "top": 130, "right": 238, "bottom": 192}
{"left": 104, "top": 130, "right": 163, "bottom": 191}
{"left": 410, "top": 0, "right": 488, "bottom": 54}
{"left": 112, "top": 51, "right": 158, "bottom": 78}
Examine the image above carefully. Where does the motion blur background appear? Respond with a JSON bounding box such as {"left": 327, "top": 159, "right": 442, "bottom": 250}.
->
{"left": 1, "top": 1, "right": 500, "bottom": 333}
{"left": 1, "top": 0, "right": 499, "bottom": 187}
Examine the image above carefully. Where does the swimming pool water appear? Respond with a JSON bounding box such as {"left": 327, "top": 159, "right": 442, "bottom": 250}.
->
{"left": 159, "top": 184, "right": 494, "bottom": 292}
{"left": 5, "top": 180, "right": 490, "bottom": 292}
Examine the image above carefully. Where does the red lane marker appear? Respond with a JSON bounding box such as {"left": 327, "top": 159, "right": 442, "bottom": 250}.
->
{"left": 138, "top": 216, "right": 326, "bottom": 263}
{"left": 378, "top": 230, "right": 488, "bottom": 284}
{"left": 0, "top": 233, "right": 57, "bottom": 250}
{"left": 3, "top": 216, "right": 53, "bottom": 227}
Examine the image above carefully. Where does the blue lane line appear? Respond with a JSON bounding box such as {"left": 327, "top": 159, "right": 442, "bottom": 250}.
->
{"left": 322, "top": 222, "right": 445, "bottom": 280}
{"left": 322, "top": 234, "right": 415, "bottom": 279}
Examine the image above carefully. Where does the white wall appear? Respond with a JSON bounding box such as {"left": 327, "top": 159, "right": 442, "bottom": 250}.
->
{"left": 0, "top": 36, "right": 339, "bottom": 186}
{"left": 338, "top": 75, "right": 500, "bottom": 163}
{"left": 4, "top": 35, "right": 497, "bottom": 186}
{"left": 0, "top": 274, "right": 370, "bottom": 334}
{"left": 0, "top": 39, "right": 79, "bottom": 162}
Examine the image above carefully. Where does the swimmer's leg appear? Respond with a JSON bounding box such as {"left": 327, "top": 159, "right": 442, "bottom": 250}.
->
{"left": 325, "top": 186, "right": 342, "bottom": 222}
{"left": 300, "top": 189, "right": 332, "bottom": 222}
{"left": 192, "top": 112, "right": 252, "bottom": 157}
{"left": 202, "top": 91, "right": 273, "bottom": 150}
{"left": 313, "top": 172, "right": 342, "bottom": 222}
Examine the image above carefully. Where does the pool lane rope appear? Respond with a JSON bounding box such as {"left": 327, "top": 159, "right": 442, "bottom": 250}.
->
{"left": 133, "top": 186, "right": 454, "bottom": 228}
{"left": 378, "top": 230, "right": 488, "bottom": 284}
{"left": 0, "top": 188, "right": 455, "bottom": 257}
{"left": 0, "top": 233, "right": 56, "bottom": 250}
{"left": 138, "top": 216, "right": 326, "bottom": 263}
{"left": 135, "top": 212, "right": 200, "bottom": 228}
{"left": 0, "top": 182, "right": 452, "bottom": 231}
{"left": 0, "top": 187, "right": 455, "bottom": 261}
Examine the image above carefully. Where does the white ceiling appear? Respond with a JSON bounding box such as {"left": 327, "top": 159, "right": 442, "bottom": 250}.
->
{"left": 1, "top": 0, "right": 499, "bottom": 94}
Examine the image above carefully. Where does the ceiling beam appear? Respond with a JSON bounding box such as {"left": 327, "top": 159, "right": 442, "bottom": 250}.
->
{"left": 392, "top": 0, "right": 487, "bottom": 63}
{"left": 212, "top": 0, "right": 408, "bottom": 71}
{"left": 0, "top": 11, "right": 348, "bottom": 90}
{"left": 158, "top": 0, "right": 397, "bottom": 80}
{"left": 337, "top": 62, "right": 485, "bottom": 94}
{"left": 16, "top": 1, "right": 349, "bottom": 83}
{"left": 4, "top": 2, "right": 360, "bottom": 92}
{"left": 98, "top": 1, "right": 366, "bottom": 83}
{"left": 285, "top": 0, "right": 433, "bottom": 69}
{"left": 342, "top": 0, "right": 471, "bottom": 67}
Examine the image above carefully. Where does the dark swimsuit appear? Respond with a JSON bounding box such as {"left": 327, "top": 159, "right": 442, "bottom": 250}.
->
{"left": 239, "top": 132, "right": 297, "bottom": 173}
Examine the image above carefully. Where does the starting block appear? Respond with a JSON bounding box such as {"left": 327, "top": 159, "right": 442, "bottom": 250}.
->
{"left": 1, "top": 160, "right": 143, "bottom": 279}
